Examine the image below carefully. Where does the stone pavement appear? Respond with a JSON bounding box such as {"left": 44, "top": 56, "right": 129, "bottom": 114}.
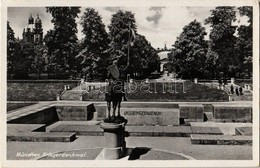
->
{"left": 7, "top": 136, "right": 252, "bottom": 160}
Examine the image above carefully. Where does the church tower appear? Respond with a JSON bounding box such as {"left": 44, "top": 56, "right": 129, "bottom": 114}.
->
{"left": 22, "top": 14, "right": 43, "bottom": 43}
{"left": 34, "top": 14, "right": 43, "bottom": 43}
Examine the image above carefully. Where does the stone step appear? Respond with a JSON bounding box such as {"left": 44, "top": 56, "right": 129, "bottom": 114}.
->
{"left": 7, "top": 132, "right": 76, "bottom": 142}
{"left": 50, "top": 124, "right": 223, "bottom": 137}
{"left": 235, "top": 127, "right": 252, "bottom": 136}
{"left": 190, "top": 134, "right": 252, "bottom": 145}
{"left": 204, "top": 112, "right": 214, "bottom": 122}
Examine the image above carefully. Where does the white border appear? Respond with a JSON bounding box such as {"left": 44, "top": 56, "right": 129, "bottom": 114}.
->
{"left": 1, "top": 0, "right": 259, "bottom": 167}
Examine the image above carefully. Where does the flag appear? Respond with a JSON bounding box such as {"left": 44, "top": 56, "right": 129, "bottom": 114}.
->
{"left": 75, "top": 47, "right": 88, "bottom": 64}
{"left": 129, "top": 28, "right": 136, "bottom": 46}
{"left": 108, "top": 64, "right": 119, "bottom": 79}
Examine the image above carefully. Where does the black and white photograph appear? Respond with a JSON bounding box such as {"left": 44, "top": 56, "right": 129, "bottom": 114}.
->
{"left": 1, "top": 0, "right": 259, "bottom": 167}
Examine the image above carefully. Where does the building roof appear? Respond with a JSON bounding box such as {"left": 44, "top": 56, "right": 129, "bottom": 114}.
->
{"left": 24, "top": 24, "right": 35, "bottom": 33}
{"left": 35, "top": 15, "right": 42, "bottom": 24}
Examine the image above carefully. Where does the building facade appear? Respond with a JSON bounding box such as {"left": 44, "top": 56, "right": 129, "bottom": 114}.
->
{"left": 22, "top": 14, "right": 43, "bottom": 43}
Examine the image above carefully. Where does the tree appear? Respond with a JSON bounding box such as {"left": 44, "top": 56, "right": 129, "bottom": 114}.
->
{"left": 131, "top": 34, "right": 160, "bottom": 77}
{"left": 108, "top": 10, "right": 159, "bottom": 78}
{"left": 79, "top": 8, "right": 110, "bottom": 80}
{"left": 236, "top": 7, "right": 253, "bottom": 77}
{"left": 45, "top": 7, "right": 80, "bottom": 79}
{"left": 205, "top": 41, "right": 219, "bottom": 78}
{"left": 7, "top": 21, "right": 18, "bottom": 77}
{"left": 31, "top": 44, "right": 48, "bottom": 79}
{"left": 108, "top": 10, "right": 137, "bottom": 77}
{"left": 205, "top": 7, "right": 237, "bottom": 78}
{"left": 168, "top": 20, "right": 208, "bottom": 79}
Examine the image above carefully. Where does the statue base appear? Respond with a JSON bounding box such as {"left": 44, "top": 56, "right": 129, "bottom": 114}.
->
{"left": 100, "top": 116, "right": 127, "bottom": 160}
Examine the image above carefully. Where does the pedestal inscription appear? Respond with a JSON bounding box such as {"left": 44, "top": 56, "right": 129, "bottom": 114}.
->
{"left": 121, "top": 108, "right": 179, "bottom": 126}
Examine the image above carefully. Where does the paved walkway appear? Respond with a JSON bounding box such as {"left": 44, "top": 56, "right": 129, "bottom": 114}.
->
{"left": 7, "top": 136, "right": 252, "bottom": 160}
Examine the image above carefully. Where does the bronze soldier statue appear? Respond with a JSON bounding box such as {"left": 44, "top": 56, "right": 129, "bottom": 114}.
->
{"left": 105, "top": 60, "right": 127, "bottom": 121}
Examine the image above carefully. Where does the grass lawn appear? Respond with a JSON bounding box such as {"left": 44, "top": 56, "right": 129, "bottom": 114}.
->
{"left": 83, "top": 81, "right": 229, "bottom": 102}
{"left": 127, "top": 81, "right": 229, "bottom": 101}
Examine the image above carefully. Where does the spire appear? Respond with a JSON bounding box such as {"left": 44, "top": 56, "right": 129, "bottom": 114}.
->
{"left": 28, "top": 14, "right": 34, "bottom": 24}
{"left": 35, "top": 14, "right": 42, "bottom": 24}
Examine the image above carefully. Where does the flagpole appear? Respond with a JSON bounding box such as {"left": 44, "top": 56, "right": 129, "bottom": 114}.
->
{"left": 127, "top": 25, "right": 130, "bottom": 67}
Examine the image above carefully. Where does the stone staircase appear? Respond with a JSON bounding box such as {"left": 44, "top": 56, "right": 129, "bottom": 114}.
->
{"left": 60, "top": 85, "right": 86, "bottom": 101}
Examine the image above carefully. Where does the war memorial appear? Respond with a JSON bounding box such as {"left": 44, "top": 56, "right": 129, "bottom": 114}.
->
{"left": 2, "top": 2, "right": 259, "bottom": 168}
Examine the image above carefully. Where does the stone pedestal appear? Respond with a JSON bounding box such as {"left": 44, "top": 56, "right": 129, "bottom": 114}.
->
{"left": 56, "top": 94, "right": 60, "bottom": 101}
{"left": 231, "top": 78, "right": 235, "bottom": 84}
{"left": 100, "top": 119, "right": 127, "bottom": 160}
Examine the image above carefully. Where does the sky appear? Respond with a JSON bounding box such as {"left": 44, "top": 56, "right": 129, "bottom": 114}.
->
{"left": 7, "top": 6, "right": 250, "bottom": 49}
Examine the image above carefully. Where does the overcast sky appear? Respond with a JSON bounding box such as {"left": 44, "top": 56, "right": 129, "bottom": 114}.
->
{"left": 7, "top": 7, "right": 249, "bottom": 49}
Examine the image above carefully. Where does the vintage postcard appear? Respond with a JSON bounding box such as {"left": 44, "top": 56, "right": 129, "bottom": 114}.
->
{"left": 1, "top": 0, "right": 259, "bottom": 167}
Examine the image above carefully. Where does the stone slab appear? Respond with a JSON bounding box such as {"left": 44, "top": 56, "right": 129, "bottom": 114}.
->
{"left": 7, "top": 124, "right": 46, "bottom": 134}
{"left": 7, "top": 132, "right": 76, "bottom": 142}
{"left": 55, "top": 103, "right": 96, "bottom": 121}
{"left": 190, "top": 134, "right": 252, "bottom": 145}
{"left": 120, "top": 108, "right": 179, "bottom": 126}
{"left": 213, "top": 104, "right": 252, "bottom": 122}
{"left": 50, "top": 125, "right": 103, "bottom": 136}
{"left": 126, "top": 126, "right": 222, "bottom": 137}
{"left": 49, "top": 124, "right": 222, "bottom": 137}
{"left": 179, "top": 104, "right": 204, "bottom": 122}
{"left": 235, "top": 127, "right": 252, "bottom": 136}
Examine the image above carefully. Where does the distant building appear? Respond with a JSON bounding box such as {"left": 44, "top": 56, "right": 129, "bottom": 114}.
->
{"left": 158, "top": 51, "right": 170, "bottom": 72}
{"left": 164, "top": 43, "right": 167, "bottom": 50}
{"left": 22, "top": 14, "right": 43, "bottom": 43}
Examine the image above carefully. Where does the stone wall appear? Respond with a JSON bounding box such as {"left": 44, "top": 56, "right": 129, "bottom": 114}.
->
{"left": 213, "top": 105, "right": 252, "bottom": 122}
